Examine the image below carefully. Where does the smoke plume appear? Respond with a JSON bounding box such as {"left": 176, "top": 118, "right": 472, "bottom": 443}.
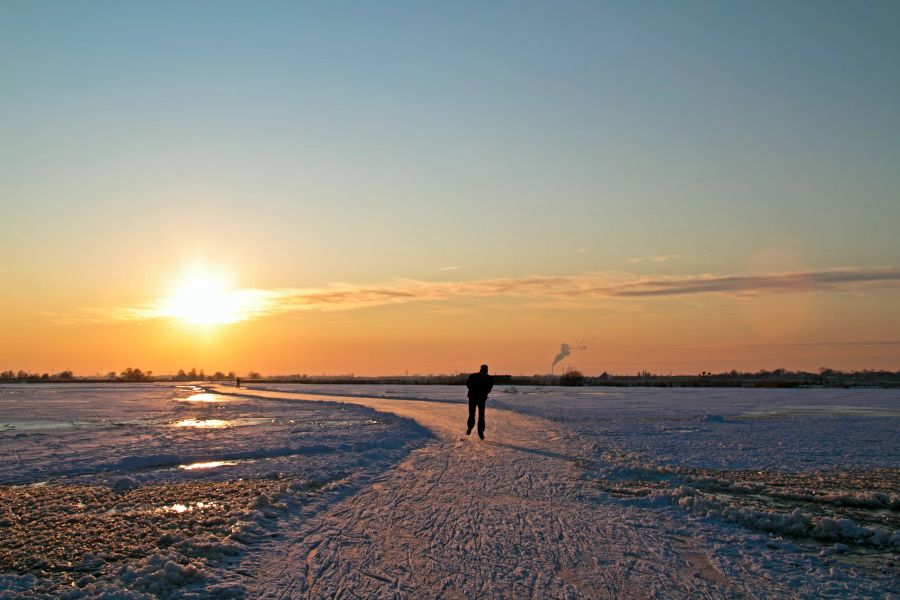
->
{"left": 551, "top": 343, "right": 572, "bottom": 371}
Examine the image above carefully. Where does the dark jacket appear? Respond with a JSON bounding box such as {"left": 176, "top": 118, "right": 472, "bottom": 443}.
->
{"left": 466, "top": 372, "right": 494, "bottom": 401}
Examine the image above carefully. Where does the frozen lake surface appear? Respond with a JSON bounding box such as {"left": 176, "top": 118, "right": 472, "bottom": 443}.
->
{"left": 0, "top": 383, "right": 897, "bottom": 598}
{"left": 0, "top": 384, "right": 428, "bottom": 486}
{"left": 258, "top": 383, "right": 900, "bottom": 470}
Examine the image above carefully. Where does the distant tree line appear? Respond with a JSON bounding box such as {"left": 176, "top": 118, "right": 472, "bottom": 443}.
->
{"left": 214, "top": 367, "right": 900, "bottom": 388}
{"left": 0, "top": 370, "right": 74, "bottom": 382}
{"left": 171, "top": 368, "right": 237, "bottom": 381}
{"left": 2, "top": 367, "right": 899, "bottom": 387}
{"left": 118, "top": 367, "right": 153, "bottom": 381}
{"left": 574, "top": 367, "right": 900, "bottom": 388}
{"left": 0, "top": 367, "right": 241, "bottom": 382}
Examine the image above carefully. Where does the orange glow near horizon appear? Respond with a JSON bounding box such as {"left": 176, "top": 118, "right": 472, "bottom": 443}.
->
{"left": 2, "top": 261, "right": 900, "bottom": 377}
{"left": 2, "top": 3, "right": 900, "bottom": 379}
{"left": 1, "top": 281, "right": 898, "bottom": 377}
{"left": 154, "top": 265, "right": 268, "bottom": 326}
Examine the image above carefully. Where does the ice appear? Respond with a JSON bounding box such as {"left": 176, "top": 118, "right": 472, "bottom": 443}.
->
{"left": 0, "top": 383, "right": 428, "bottom": 485}
{"left": 649, "top": 486, "right": 899, "bottom": 549}
{"left": 112, "top": 477, "right": 140, "bottom": 492}
{"left": 178, "top": 461, "right": 237, "bottom": 471}
{"left": 1, "top": 383, "right": 897, "bottom": 597}
{"left": 0, "top": 383, "right": 430, "bottom": 598}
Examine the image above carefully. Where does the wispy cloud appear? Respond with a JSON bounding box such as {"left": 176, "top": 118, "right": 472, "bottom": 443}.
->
{"left": 606, "top": 267, "right": 900, "bottom": 297}
{"left": 627, "top": 254, "right": 694, "bottom": 264}
{"left": 66, "top": 266, "right": 900, "bottom": 324}
{"left": 755, "top": 340, "right": 900, "bottom": 347}
{"left": 63, "top": 289, "right": 280, "bottom": 324}
{"left": 439, "top": 266, "right": 464, "bottom": 271}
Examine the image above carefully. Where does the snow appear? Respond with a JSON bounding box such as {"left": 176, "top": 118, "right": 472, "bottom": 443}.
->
{"left": 0, "top": 383, "right": 429, "bottom": 485}
{"left": 1, "top": 383, "right": 898, "bottom": 597}
{"left": 0, "top": 383, "right": 429, "bottom": 598}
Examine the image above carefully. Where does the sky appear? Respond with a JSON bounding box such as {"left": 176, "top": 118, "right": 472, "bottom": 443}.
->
{"left": 1, "top": 1, "right": 899, "bottom": 376}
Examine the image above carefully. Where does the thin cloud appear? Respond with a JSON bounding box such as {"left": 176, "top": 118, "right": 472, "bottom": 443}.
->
{"left": 627, "top": 254, "right": 693, "bottom": 264}
{"left": 66, "top": 266, "right": 900, "bottom": 324}
{"left": 439, "top": 266, "right": 464, "bottom": 271}
{"left": 607, "top": 267, "right": 900, "bottom": 297}
{"left": 756, "top": 340, "right": 900, "bottom": 347}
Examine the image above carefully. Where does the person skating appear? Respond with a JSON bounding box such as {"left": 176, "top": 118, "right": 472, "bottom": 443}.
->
{"left": 466, "top": 364, "right": 494, "bottom": 440}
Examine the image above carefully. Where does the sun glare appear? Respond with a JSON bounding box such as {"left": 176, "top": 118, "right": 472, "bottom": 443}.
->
{"left": 161, "top": 266, "right": 257, "bottom": 325}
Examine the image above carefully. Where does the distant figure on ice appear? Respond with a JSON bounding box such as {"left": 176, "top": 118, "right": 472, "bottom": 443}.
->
{"left": 466, "top": 364, "right": 494, "bottom": 440}
{"left": 236, "top": 377, "right": 241, "bottom": 388}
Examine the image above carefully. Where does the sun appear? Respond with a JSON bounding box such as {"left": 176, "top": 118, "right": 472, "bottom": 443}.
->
{"left": 161, "top": 265, "right": 251, "bottom": 325}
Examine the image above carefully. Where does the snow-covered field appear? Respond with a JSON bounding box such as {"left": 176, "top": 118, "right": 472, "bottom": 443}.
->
{"left": 0, "top": 383, "right": 897, "bottom": 598}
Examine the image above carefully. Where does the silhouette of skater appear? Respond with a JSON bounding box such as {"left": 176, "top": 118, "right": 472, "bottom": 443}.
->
{"left": 236, "top": 377, "right": 241, "bottom": 388}
{"left": 466, "top": 364, "right": 494, "bottom": 440}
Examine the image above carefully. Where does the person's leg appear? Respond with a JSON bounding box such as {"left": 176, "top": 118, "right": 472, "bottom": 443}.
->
{"left": 477, "top": 398, "right": 486, "bottom": 439}
{"left": 467, "top": 397, "right": 476, "bottom": 435}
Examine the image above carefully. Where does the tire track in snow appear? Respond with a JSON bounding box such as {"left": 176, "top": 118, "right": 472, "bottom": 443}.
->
{"left": 211, "top": 386, "right": 739, "bottom": 598}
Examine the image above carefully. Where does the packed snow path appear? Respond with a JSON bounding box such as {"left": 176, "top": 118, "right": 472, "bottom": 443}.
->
{"left": 210, "top": 386, "right": 758, "bottom": 599}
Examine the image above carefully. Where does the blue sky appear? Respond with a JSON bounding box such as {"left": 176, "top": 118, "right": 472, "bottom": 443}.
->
{"left": 2, "top": 1, "right": 899, "bottom": 373}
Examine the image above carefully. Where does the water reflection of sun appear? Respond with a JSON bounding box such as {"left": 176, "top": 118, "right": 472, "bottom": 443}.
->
{"left": 172, "top": 418, "right": 230, "bottom": 428}
{"left": 183, "top": 393, "right": 228, "bottom": 403}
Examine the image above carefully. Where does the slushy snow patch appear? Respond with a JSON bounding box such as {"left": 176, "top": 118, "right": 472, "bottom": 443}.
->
{"left": 652, "top": 486, "right": 900, "bottom": 549}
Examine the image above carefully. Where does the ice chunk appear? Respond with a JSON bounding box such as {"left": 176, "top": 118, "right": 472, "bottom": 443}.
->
{"left": 112, "top": 477, "right": 140, "bottom": 492}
